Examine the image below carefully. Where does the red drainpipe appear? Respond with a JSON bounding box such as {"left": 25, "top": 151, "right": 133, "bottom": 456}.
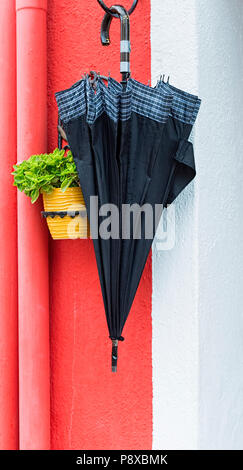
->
{"left": 0, "top": 0, "right": 18, "bottom": 450}
{"left": 16, "top": 0, "right": 50, "bottom": 449}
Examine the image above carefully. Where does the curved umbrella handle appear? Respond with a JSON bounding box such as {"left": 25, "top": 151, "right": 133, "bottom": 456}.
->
{"left": 97, "top": 0, "right": 138, "bottom": 17}
{"left": 101, "top": 5, "right": 130, "bottom": 47}
{"left": 100, "top": 9, "right": 113, "bottom": 46}
{"left": 100, "top": 5, "right": 131, "bottom": 85}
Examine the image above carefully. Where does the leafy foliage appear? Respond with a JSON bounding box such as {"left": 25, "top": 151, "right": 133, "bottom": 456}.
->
{"left": 12, "top": 148, "right": 80, "bottom": 203}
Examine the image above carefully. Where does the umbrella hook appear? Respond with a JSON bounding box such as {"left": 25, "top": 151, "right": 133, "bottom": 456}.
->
{"left": 97, "top": 0, "right": 138, "bottom": 17}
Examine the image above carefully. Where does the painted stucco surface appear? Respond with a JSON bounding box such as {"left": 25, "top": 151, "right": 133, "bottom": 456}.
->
{"left": 151, "top": 0, "right": 199, "bottom": 450}
{"left": 1, "top": 0, "right": 242, "bottom": 451}
{"left": 47, "top": 0, "right": 153, "bottom": 450}
{"left": 151, "top": 0, "right": 243, "bottom": 451}
{"left": 197, "top": 0, "right": 243, "bottom": 450}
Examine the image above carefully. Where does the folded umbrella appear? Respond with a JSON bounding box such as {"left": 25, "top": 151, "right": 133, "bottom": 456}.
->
{"left": 55, "top": 76, "right": 175, "bottom": 369}
{"left": 55, "top": 1, "right": 201, "bottom": 371}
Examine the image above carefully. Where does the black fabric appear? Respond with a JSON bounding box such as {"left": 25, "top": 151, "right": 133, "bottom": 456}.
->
{"left": 64, "top": 110, "right": 168, "bottom": 339}
{"left": 56, "top": 77, "right": 200, "bottom": 346}
{"left": 63, "top": 109, "right": 195, "bottom": 340}
{"left": 123, "top": 116, "right": 195, "bottom": 319}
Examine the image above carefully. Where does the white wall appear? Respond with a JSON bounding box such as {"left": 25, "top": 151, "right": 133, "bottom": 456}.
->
{"left": 151, "top": 0, "right": 243, "bottom": 450}
{"left": 151, "top": 0, "right": 199, "bottom": 450}
{"left": 197, "top": 0, "right": 243, "bottom": 450}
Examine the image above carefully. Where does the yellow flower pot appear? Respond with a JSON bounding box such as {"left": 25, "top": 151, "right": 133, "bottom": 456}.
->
{"left": 43, "top": 187, "right": 89, "bottom": 240}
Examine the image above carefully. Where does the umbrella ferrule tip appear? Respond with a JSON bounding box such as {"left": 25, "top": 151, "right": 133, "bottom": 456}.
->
{"left": 111, "top": 339, "right": 118, "bottom": 372}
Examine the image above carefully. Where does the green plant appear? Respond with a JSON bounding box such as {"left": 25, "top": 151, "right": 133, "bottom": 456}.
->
{"left": 12, "top": 148, "right": 79, "bottom": 203}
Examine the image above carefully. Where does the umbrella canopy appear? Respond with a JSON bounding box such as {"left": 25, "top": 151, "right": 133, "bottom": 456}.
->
{"left": 55, "top": 75, "right": 200, "bottom": 370}
{"left": 118, "top": 79, "right": 201, "bottom": 317}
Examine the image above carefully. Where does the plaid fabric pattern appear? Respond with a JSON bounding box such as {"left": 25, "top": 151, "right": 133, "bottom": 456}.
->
{"left": 157, "top": 81, "right": 201, "bottom": 125}
{"left": 128, "top": 78, "right": 172, "bottom": 123}
{"left": 55, "top": 80, "right": 86, "bottom": 124}
{"left": 55, "top": 77, "right": 173, "bottom": 125}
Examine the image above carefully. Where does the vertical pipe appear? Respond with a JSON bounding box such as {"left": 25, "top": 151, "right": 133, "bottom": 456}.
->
{"left": 16, "top": 0, "right": 50, "bottom": 450}
{"left": 0, "top": 0, "right": 18, "bottom": 450}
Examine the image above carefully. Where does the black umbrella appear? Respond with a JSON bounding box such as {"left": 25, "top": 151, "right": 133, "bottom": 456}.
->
{"left": 116, "top": 76, "right": 201, "bottom": 319}
{"left": 55, "top": 2, "right": 201, "bottom": 371}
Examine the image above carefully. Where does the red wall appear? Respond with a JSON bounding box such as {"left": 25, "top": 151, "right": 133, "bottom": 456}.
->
{"left": 47, "top": 0, "right": 152, "bottom": 450}
{"left": 0, "top": 0, "right": 18, "bottom": 450}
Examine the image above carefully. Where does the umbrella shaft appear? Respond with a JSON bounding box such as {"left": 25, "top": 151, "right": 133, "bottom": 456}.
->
{"left": 120, "top": 13, "right": 130, "bottom": 74}
{"left": 120, "top": 42, "right": 130, "bottom": 74}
